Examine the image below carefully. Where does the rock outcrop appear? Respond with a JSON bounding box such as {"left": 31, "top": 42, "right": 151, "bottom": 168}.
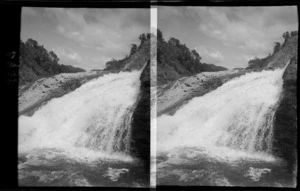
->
{"left": 104, "top": 36, "right": 150, "bottom": 71}
{"left": 269, "top": 33, "right": 297, "bottom": 178}
{"left": 273, "top": 56, "right": 297, "bottom": 174}
{"left": 18, "top": 71, "right": 116, "bottom": 116}
{"left": 267, "top": 35, "right": 298, "bottom": 69}
{"left": 157, "top": 66, "right": 275, "bottom": 116}
{"left": 157, "top": 70, "right": 239, "bottom": 116}
{"left": 246, "top": 32, "right": 298, "bottom": 70}
{"left": 130, "top": 61, "right": 150, "bottom": 183}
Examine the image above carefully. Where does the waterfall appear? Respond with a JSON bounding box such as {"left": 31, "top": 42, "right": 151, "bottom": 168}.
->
{"left": 157, "top": 68, "right": 285, "bottom": 161}
{"left": 18, "top": 71, "right": 141, "bottom": 161}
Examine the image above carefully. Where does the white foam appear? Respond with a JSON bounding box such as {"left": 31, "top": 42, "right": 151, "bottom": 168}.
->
{"left": 244, "top": 167, "right": 271, "bottom": 181}
{"left": 103, "top": 167, "right": 129, "bottom": 181}
{"left": 19, "top": 71, "right": 141, "bottom": 162}
{"left": 157, "top": 69, "right": 285, "bottom": 162}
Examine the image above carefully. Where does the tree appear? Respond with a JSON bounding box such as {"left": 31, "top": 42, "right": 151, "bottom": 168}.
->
{"left": 191, "top": 49, "right": 201, "bottom": 61}
{"left": 283, "top": 31, "right": 290, "bottom": 41}
{"left": 168, "top": 37, "right": 180, "bottom": 47}
{"left": 273, "top": 42, "right": 281, "bottom": 55}
{"left": 26, "top": 38, "right": 38, "bottom": 47}
{"left": 130, "top": 44, "right": 137, "bottom": 56}
{"left": 291, "top": 31, "right": 298, "bottom": 37}
{"left": 49, "top": 51, "right": 59, "bottom": 63}
{"left": 157, "top": 28, "right": 163, "bottom": 40}
{"left": 146, "top": 33, "right": 151, "bottom": 39}
{"left": 139, "top": 34, "right": 146, "bottom": 44}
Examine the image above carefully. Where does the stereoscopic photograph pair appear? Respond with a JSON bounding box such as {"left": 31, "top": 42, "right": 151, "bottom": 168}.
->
{"left": 1, "top": 1, "right": 298, "bottom": 189}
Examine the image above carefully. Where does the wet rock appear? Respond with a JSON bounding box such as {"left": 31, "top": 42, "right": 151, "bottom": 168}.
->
{"left": 18, "top": 72, "right": 101, "bottom": 116}
{"left": 43, "top": 84, "right": 50, "bottom": 88}
{"left": 157, "top": 70, "right": 248, "bottom": 116}
{"left": 130, "top": 61, "right": 150, "bottom": 181}
{"left": 273, "top": 56, "right": 297, "bottom": 173}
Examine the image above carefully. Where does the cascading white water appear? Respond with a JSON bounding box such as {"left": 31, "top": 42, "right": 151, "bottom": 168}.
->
{"left": 157, "top": 68, "right": 285, "bottom": 161}
{"left": 18, "top": 71, "right": 141, "bottom": 162}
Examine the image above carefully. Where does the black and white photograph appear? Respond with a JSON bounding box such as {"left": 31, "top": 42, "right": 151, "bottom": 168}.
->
{"left": 18, "top": 7, "right": 150, "bottom": 187}
{"left": 0, "top": 0, "right": 298, "bottom": 189}
{"left": 156, "top": 6, "right": 298, "bottom": 187}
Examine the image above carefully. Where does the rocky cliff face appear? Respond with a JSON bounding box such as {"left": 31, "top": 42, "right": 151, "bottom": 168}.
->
{"left": 18, "top": 71, "right": 109, "bottom": 116}
{"left": 246, "top": 33, "right": 298, "bottom": 70}
{"left": 273, "top": 56, "right": 297, "bottom": 173}
{"left": 156, "top": 66, "right": 276, "bottom": 116}
{"left": 267, "top": 35, "right": 298, "bottom": 69}
{"left": 130, "top": 61, "right": 150, "bottom": 183}
{"left": 269, "top": 34, "right": 297, "bottom": 175}
{"left": 104, "top": 37, "right": 150, "bottom": 71}
{"left": 157, "top": 70, "right": 241, "bottom": 116}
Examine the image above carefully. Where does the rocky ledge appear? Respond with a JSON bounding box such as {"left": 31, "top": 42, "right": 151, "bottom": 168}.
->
{"left": 18, "top": 70, "right": 122, "bottom": 116}
{"left": 156, "top": 68, "right": 269, "bottom": 116}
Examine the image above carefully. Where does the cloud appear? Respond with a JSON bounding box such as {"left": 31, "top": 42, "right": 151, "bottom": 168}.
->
{"left": 194, "top": 7, "right": 297, "bottom": 52}
{"left": 234, "top": 54, "right": 255, "bottom": 62}
{"left": 158, "top": 6, "right": 183, "bottom": 20}
{"left": 42, "top": 8, "right": 149, "bottom": 54}
{"left": 34, "top": 9, "right": 146, "bottom": 50}
{"left": 195, "top": 46, "right": 225, "bottom": 64}
{"left": 21, "top": 8, "right": 150, "bottom": 70}
{"left": 159, "top": 6, "right": 297, "bottom": 68}
{"left": 88, "top": 56, "right": 111, "bottom": 69}
{"left": 53, "top": 47, "right": 82, "bottom": 64}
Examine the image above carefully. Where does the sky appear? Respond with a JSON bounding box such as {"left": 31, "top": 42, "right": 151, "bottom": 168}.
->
{"left": 158, "top": 6, "right": 298, "bottom": 69}
{"left": 21, "top": 8, "right": 150, "bottom": 71}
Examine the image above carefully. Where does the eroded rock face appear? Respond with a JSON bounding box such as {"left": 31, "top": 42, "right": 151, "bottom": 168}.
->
{"left": 18, "top": 71, "right": 108, "bottom": 116}
{"left": 130, "top": 61, "right": 150, "bottom": 182}
{"left": 273, "top": 57, "right": 297, "bottom": 173}
{"left": 267, "top": 35, "right": 298, "bottom": 69}
{"left": 156, "top": 70, "right": 254, "bottom": 116}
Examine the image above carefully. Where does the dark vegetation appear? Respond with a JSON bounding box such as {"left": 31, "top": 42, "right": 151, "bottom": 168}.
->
{"left": 247, "top": 31, "right": 298, "bottom": 69}
{"left": 156, "top": 29, "right": 227, "bottom": 85}
{"left": 19, "top": 39, "right": 85, "bottom": 86}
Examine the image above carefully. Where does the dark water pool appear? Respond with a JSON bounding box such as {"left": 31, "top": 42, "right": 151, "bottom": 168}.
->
{"left": 156, "top": 148, "right": 296, "bottom": 187}
{"left": 18, "top": 149, "right": 149, "bottom": 187}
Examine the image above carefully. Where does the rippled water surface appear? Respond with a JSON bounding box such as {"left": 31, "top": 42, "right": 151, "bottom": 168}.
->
{"left": 19, "top": 149, "right": 149, "bottom": 187}
{"left": 157, "top": 148, "right": 295, "bottom": 187}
